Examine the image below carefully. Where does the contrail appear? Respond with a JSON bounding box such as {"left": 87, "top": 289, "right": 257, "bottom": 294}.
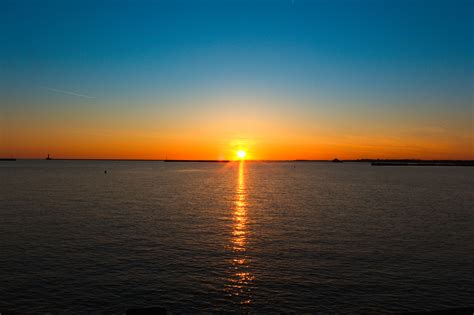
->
{"left": 45, "top": 87, "right": 96, "bottom": 99}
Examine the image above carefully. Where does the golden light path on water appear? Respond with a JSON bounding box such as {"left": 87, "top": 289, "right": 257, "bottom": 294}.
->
{"left": 225, "top": 161, "right": 254, "bottom": 305}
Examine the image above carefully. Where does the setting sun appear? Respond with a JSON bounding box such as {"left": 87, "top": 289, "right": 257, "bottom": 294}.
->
{"left": 237, "top": 150, "right": 246, "bottom": 160}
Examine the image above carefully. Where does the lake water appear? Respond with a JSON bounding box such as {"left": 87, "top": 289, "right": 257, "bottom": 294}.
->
{"left": 1, "top": 160, "right": 473, "bottom": 313}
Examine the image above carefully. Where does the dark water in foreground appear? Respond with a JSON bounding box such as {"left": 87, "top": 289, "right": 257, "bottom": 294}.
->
{"left": 1, "top": 160, "right": 473, "bottom": 313}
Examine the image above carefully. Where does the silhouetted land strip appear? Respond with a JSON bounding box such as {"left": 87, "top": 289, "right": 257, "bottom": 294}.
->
{"left": 371, "top": 160, "right": 473, "bottom": 166}
{"left": 294, "top": 159, "right": 329, "bottom": 162}
{"left": 46, "top": 158, "right": 164, "bottom": 161}
{"left": 294, "top": 159, "right": 474, "bottom": 166}
{"left": 39, "top": 158, "right": 230, "bottom": 162}
{"left": 164, "top": 159, "right": 230, "bottom": 162}
{"left": 6, "top": 158, "right": 474, "bottom": 165}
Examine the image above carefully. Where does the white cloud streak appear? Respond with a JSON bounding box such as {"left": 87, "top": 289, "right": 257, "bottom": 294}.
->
{"left": 45, "top": 87, "right": 96, "bottom": 99}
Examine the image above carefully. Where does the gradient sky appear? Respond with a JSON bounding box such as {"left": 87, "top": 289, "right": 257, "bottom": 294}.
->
{"left": 1, "top": 0, "right": 473, "bottom": 160}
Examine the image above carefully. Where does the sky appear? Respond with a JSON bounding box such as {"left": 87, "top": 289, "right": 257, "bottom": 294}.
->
{"left": 1, "top": 0, "right": 473, "bottom": 160}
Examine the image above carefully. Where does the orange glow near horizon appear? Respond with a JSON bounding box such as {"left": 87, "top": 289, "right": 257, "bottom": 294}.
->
{"left": 1, "top": 98, "right": 473, "bottom": 160}
{"left": 2, "top": 134, "right": 473, "bottom": 161}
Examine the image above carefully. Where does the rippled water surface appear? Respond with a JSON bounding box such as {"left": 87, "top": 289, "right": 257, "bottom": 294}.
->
{"left": 1, "top": 160, "right": 473, "bottom": 313}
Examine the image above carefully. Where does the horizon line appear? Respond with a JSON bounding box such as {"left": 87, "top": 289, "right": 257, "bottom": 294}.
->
{"left": 2, "top": 158, "right": 474, "bottom": 162}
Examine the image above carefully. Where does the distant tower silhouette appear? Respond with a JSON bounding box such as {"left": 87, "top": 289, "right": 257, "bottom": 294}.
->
{"left": 46, "top": 153, "right": 52, "bottom": 160}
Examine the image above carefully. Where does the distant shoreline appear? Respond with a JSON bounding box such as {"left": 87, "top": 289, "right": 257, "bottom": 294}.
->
{"left": 1, "top": 158, "right": 473, "bottom": 166}
{"left": 164, "top": 159, "right": 230, "bottom": 163}
{"left": 371, "top": 161, "right": 474, "bottom": 166}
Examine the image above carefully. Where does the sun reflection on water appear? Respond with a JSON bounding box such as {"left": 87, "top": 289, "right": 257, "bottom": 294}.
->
{"left": 225, "top": 161, "right": 254, "bottom": 306}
